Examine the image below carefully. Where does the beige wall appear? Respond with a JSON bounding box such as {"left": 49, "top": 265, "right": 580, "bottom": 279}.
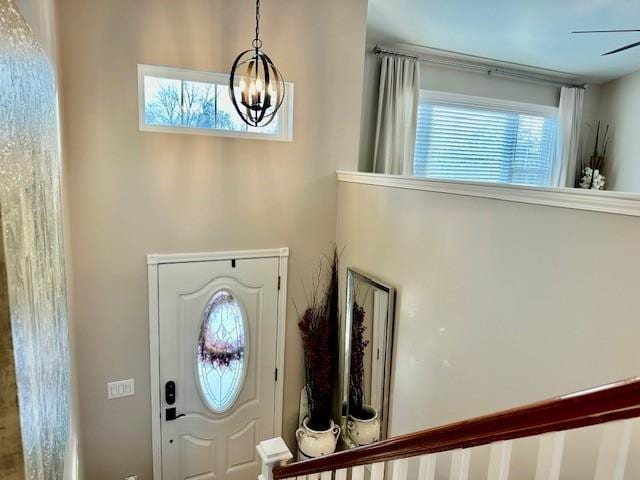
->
{"left": 599, "top": 70, "right": 640, "bottom": 192}
{"left": 336, "top": 180, "right": 640, "bottom": 473}
{"left": 57, "top": 0, "right": 367, "bottom": 478}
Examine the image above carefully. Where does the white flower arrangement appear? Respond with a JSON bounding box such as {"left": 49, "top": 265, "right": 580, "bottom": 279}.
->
{"left": 579, "top": 167, "right": 606, "bottom": 190}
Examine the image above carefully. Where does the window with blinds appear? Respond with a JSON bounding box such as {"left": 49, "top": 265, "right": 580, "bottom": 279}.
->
{"left": 413, "top": 91, "right": 558, "bottom": 186}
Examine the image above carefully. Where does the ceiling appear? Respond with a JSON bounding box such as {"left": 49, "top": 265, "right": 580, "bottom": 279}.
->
{"left": 367, "top": 0, "right": 640, "bottom": 83}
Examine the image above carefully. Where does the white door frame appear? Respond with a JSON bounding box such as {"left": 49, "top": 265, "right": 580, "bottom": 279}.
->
{"left": 147, "top": 248, "right": 289, "bottom": 480}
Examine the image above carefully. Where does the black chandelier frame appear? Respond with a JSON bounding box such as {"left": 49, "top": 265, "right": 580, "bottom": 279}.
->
{"left": 229, "top": 0, "right": 286, "bottom": 128}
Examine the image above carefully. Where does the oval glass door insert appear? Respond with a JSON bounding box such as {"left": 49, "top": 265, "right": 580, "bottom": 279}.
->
{"left": 197, "top": 290, "right": 247, "bottom": 413}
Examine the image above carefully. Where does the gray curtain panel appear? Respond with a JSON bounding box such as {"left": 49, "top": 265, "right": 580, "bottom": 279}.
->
{"left": 554, "top": 86, "right": 585, "bottom": 187}
{"left": 373, "top": 54, "right": 420, "bottom": 175}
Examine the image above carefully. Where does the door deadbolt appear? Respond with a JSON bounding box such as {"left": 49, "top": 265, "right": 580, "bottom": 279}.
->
{"left": 165, "top": 380, "right": 176, "bottom": 405}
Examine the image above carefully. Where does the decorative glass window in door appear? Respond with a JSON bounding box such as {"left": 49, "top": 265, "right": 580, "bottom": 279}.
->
{"left": 197, "top": 290, "right": 247, "bottom": 413}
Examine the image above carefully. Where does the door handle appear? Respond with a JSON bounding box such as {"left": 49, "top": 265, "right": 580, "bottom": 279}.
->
{"left": 165, "top": 407, "right": 186, "bottom": 421}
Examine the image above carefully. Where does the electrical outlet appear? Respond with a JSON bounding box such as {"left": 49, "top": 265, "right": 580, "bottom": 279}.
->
{"left": 107, "top": 379, "right": 135, "bottom": 399}
{"left": 124, "top": 476, "right": 137, "bottom": 480}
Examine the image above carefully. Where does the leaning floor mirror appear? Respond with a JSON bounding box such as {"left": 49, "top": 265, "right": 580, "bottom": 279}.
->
{"left": 342, "top": 268, "right": 396, "bottom": 447}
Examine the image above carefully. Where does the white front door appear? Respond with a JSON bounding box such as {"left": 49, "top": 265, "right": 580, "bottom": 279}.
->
{"left": 157, "top": 256, "right": 282, "bottom": 480}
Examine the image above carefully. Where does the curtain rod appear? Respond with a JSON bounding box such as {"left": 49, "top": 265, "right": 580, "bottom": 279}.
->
{"left": 373, "top": 45, "right": 586, "bottom": 89}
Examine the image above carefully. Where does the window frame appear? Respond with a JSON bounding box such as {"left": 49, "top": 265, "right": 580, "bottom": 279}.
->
{"left": 414, "top": 89, "right": 559, "bottom": 186}
{"left": 137, "top": 64, "right": 294, "bottom": 142}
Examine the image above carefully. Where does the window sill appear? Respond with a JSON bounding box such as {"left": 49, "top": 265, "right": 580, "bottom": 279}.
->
{"left": 336, "top": 171, "right": 640, "bottom": 217}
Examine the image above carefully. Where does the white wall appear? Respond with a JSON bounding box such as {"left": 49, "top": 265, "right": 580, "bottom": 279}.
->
{"left": 56, "top": 0, "right": 367, "bottom": 478}
{"left": 599, "top": 70, "right": 640, "bottom": 192}
{"left": 418, "top": 60, "right": 559, "bottom": 106}
{"left": 581, "top": 83, "right": 602, "bottom": 166}
{"left": 336, "top": 180, "right": 640, "bottom": 474}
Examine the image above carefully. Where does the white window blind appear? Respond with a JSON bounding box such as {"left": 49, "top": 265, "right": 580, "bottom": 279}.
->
{"left": 413, "top": 91, "right": 558, "bottom": 186}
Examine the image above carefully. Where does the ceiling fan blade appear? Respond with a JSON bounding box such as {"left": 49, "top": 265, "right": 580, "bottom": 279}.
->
{"left": 573, "top": 29, "right": 640, "bottom": 33}
{"left": 602, "top": 40, "right": 640, "bottom": 56}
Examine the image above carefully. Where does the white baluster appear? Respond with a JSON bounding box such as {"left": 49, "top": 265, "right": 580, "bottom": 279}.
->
{"left": 487, "top": 440, "right": 512, "bottom": 480}
{"left": 594, "top": 420, "right": 634, "bottom": 480}
{"left": 308, "top": 474, "right": 319, "bottom": 480}
{"left": 296, "top": 476, "right": 307, "bottom": 480}
{"left": 534, "top": 431, "right": 565, "bottom": 480}
{"left": 371, "top": 462, "right": 386, "bottom": 480}
{"left": 351, "top": 465, "right": 365, "bottom": 480}
{"left": 257, "top": 438, "right": 294, "bottom": 480}
{"left": 418, "top": 454, "right": 437, "bottom": 480}
{"left": 334, "top": 468, "right": 347, "bottom": 480}
{"left": 392, "top": 458, "right": 409, "bottom": 480}
{"left": 450, "top": 449, "right": 471, "bottom": 480}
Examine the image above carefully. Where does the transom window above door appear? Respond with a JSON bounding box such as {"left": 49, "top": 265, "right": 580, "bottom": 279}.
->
{"left": 413, "top": 90, "right": 558, "bottom": 187}
{"left": 137, "top": 64, "right": 294, "bottom": 141}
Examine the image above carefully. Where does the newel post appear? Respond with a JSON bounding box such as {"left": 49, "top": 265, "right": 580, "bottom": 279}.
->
{"left": 257, "top": 437, "right": 293, "bottom": 480}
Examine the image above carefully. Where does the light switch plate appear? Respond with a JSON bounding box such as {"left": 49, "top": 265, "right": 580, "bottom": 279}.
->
{"left": 107, "top": 379, "right": 135, "bottom": 399}
{"left": 124, "top": 476, "right": 137, "bottom": 480}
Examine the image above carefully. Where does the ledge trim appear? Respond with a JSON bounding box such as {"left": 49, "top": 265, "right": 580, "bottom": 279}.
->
{"left": 337, "top": 171, "right": 640, "bottom": 217}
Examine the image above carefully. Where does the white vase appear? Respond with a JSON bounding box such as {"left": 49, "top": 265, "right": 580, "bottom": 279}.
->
{"left": 347, "top": 406, "right": 381, "bottom": 446}
{"left": 296, "top": 417, "right": 340, "bottom": 460}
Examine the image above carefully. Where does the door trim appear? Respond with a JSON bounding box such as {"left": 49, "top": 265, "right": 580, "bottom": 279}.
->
{"left": 147, "top": 248, "right": 289, "bottom": 480}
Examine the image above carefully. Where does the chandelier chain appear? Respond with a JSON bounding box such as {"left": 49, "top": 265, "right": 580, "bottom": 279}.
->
{"left": 253, "top": 0, "right": 261, "bottom": 49}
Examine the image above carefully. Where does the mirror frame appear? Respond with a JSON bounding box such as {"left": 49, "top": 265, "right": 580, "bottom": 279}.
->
{"left": 342, "top": 267, "right": 396, "bottom": 443}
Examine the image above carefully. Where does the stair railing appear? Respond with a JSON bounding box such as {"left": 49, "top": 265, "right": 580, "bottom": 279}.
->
{"left": 258, "top": 377, "right": 640, "bottom": 480}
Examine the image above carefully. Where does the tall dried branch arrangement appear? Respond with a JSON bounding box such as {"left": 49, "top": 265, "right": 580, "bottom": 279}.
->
{"left": 584, "top": 121, "right": 611, "bottom": 172}
{"left": 298, "top": 247, "right": 340, "bottom": 430}
{"left": 349, "top": 301, "right": 369, "bottom": 418}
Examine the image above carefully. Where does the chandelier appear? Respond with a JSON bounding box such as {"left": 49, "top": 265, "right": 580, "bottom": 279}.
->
{"left": 229, "top": 0, "right": 285, "bottom": 128}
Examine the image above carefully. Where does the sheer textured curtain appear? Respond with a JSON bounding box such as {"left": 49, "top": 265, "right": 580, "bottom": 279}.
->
{"left": 0, "top": 2, "right": 72, "bottom": 478}
{"left": 373, "top": 54, "right": 420, "bottom": 175}
{"left": 554, "top": 86, "right": 585, "bottom": 187}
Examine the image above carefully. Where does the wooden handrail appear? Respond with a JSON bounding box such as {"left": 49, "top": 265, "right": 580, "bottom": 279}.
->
{"left": 274, "top": 377, "right": 640, "bottom": 479}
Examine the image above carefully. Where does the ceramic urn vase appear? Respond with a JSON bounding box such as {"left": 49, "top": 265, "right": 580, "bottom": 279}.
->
{"left": 296, "top": 417, "right": 341, "bottom": 460}
{"left": 347, "top": 406, "right": 381, "bottom": 446}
